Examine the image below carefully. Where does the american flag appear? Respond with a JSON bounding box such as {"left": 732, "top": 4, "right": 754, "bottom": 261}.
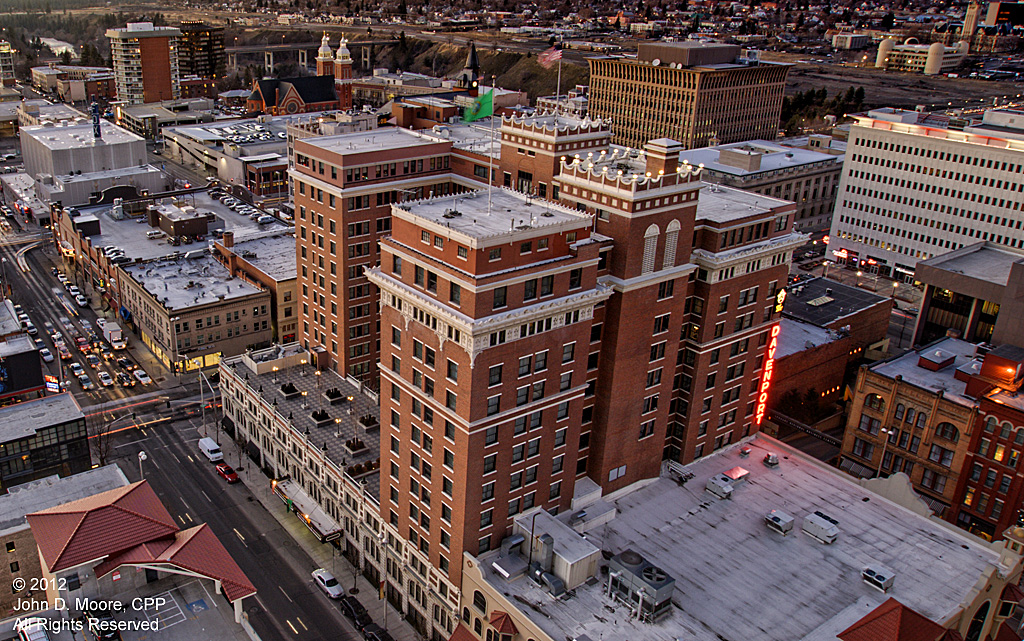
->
{"left": 538, "top": 46, "right": 562, "bottom": 69}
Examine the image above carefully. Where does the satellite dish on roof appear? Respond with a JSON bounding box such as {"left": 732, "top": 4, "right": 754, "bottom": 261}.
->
{"left": 651, "top": 58, "right": 661, "bottom": 66}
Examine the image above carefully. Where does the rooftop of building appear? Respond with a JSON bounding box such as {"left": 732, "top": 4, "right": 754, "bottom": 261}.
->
{"left": 0, "top": 99, "right": 48, "bottom": 120}
{"left": 121, "top": 252, "right": 265, "bottom": 312}
{"left": 917, "top": 241, "right": 1024, "bottom": 287}
{"left": 0, "top": 393, "right": 84, "bottom": 443}
{"left": 166, "top": 113, "right": 334, "bottom": 147}
{"left": 0, "top": 333, "right": 40, "bottom": 359}
{"left": 776, "top": 317, "right": 842, "bottom": 359}
{"left": 678, "top": 139, "right": 843, "bottom": 177}
{"left": 870, "top": 337, "right": 982, "bottom": 407}
{"left": 106, "top": 22, "right": 181, "bottom": 37}
{"left": 21, "top": 120, "right": 145, "bottom": 149}
{"left": 0, "top": 299, "right": 23, "bottom": 337}
{"left": 428, "top": 119, "right": 500, "bottom": 158}
{"left": 54, "top": 164, "right": 163, "bottom": 186}
{"left": 782, "top": 276, "right": 892, "bottom": 328}
{"left": 18, "top": 102, "right": 87, "bottom": 123}
{"left": 220, "top": 344, "right": 382, "bottom": 499}
{"left": 116, "top": 99, "right": 221, "bottom": 122}
{"left": 224, "top": 230, "right": 297, "bottom": 282}
{"left": 694, "top": 182, "right": 794, "bottom": 223}
{"left": 395, "top": 188, "right": 589, "bottom": 244}
{"left": 297, "top": 127, "right": 446, "bottom": 156}
{"left": 477, "top": 433, "right": 1002, "bottom": 641}
{"left": 71, "top": 190, "right": 292, "bottom": 262}
{"left": 0, "top": 465, "right": 128, "bottom": 536}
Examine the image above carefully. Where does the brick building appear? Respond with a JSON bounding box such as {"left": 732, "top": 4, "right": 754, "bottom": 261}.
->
{"left": 106, "top": 22, "right": 181, "bottom": 104}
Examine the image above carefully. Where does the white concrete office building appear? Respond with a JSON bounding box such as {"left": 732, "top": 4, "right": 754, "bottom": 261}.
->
{"left": 827, "top": 107, "right": 1024, "bottom": 281}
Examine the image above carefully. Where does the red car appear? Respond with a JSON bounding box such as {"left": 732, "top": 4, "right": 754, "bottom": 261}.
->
{"left": 215, "top": 463, "right": 239, "bottom": 483}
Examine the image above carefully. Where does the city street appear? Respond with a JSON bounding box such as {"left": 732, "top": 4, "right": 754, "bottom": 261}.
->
{"left": 103, "top": 408, "right": 363, "bottom": 641}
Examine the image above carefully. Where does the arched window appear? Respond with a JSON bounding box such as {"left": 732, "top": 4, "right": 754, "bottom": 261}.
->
{"left": 865, "top": 394, "right": 885, "bottom": 413}
{"left": 985, "top": 416, "right": 998, "bottom": 433}
{"left": 915, "top": 412, "right": 927, "bottom": 428}
{"left": 1015, "top": 429, "right": 1024, "bottom": 446}
{"left": 463, "top": 608, "right": 470, "bottom": 623}
{"left": 936, "top": 422, "right": 959, "bottom": 443}
{"left": 663, "top": 220, "right": 680, "bottom": 269}
{"left": 1001, "top": 422, "right": 1013, "bottom": 439}
{"left": 894, "top": 404, "right": 905, "bottom": 421}
{"left": 966, "top": 601, "right": 991, "bottom": 641}
{"left": 642, "top": 224, "right": 659, "bottom": 274}
{"left": 905, "top": 408, "right": 915, "bottom": 424}
{"left": 473, "top": 590, "right": 487, "bottom": 613}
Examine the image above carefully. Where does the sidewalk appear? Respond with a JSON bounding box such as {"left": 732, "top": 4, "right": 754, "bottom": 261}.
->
{"left": 800, "top": 261, "right": 924, "bottom": 307}
{"left": 214, "top": 428, "right": 425, "bottom": 641}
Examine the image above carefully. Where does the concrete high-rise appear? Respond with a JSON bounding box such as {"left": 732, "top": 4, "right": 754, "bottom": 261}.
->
{"left": 588, "top": 42, "right": 790, "bottom": 150}
{"left": 827, "top": 107, "right": 1024, "bottom": 281}
{"left": 106, "top": 22, "right": 181, "bottom": 104}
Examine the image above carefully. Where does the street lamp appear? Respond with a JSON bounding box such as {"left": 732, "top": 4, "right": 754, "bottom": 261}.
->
{"left": 891, "top": 281, "right": 898, "bottom": 298}
{"left": 138, "top": 450, "right": 148, "bottom": 479}
{"left": 876, "top": 428, "right": 896, "bottom": 477}
{"left": 856, "top": 270, "right": 863, "bottom": 287}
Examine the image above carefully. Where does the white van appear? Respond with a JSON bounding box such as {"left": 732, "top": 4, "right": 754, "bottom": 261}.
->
{"left": 198, "top": 437, "right": 223, "bottom": 462}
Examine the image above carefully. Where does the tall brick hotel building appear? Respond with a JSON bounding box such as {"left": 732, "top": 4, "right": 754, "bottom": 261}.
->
{"left": 291, "top": 113, "right": 803, "bottom": 616}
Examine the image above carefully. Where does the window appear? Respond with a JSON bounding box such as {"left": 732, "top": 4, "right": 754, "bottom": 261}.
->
{"left": 658, "top": 280, "right": 674, "bottom": 299}
{"left": 489, "top": 248, "right": 501, "bottom": 261}
{"left": 447, "top": 359, "right": 459, "bottom": 382}
{"left": 650, "top": 342, "right": 666, "bottom": 362}
{"left": 928, "top": 444, "right": 954, "bottom": 468}
{"left": 569, "top": 268, "right": 582, "bottom": 290}
{"left": 487, "top": 396, "right": 500, "bottom": 416}
{"left": 653, "top": 314, "right": 670, "bottom": 334}
{"left": 488, "top": 364, "right": 502, "bottom": 386}
{"left": 493, "top": 287, "right": 507, "bottom": 309}
{"left": 483, "top": 455, "right": 496, "bottom": 473}
{"left": 865, "top": 394, "right": 885, "bottom": 412}
{"left": 562, "top": 343, "right": 575, "bottom": 364}
{"left": 935, "top": 422, "right": 959, "bottom": 443}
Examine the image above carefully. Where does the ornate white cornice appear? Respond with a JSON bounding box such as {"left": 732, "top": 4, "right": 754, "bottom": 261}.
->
{"left": 691, "top": 232, "right": 807, "bottom": 272}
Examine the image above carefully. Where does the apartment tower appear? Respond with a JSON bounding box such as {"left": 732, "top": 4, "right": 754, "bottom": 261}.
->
{"left": 588, "top": 42, "right": 790, "bottom": 150}
{"left": 178, "top": 21, "right": 225, "bottom": 79}
{"left": 106, "top": 22, "right": 181, "bottom": 104}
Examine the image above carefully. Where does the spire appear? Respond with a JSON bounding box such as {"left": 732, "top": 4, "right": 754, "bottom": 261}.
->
{"left": 317, "top": 32, "right": 332, "bottom": 58}
{"left": 336, "top": 36, "right": 351, "bottom": 62}
{"left": 465, "top": 41, "right": 480, "bottom": 74}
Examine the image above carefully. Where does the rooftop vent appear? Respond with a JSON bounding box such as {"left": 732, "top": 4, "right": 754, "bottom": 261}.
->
{"left": 765, "top": 510, "right": 795, "bottom": 535}
{"left": 706, "top": 474, "right": 734, "bottom": 500}
{"left": 862, "top": 565, "right": 895, "bottom": 592}
{"left": 607, "top": 550, "right": 675, "bottom": 623}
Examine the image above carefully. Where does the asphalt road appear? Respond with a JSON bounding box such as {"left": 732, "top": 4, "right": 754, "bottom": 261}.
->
{"left": 106, "top": 412, "right": 363, "bottom": 641}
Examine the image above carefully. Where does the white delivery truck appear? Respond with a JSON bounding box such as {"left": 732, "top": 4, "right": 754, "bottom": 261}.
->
{"left": 102, "top": 322, "right": 127, "bottom": 350}
{"left": 198, "top": 437, "right": 224, "bottom": 462}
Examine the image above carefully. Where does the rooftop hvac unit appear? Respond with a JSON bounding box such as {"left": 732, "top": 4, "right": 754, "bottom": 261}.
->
{"left": 862, "top": 565, "right": 895, "bottom": 593}
{"left": 802, "top": 511, "right": 840, "bottom": 544}
{"left": 764, "top": 510, "right": 794, "bottom": 535}
{"left": 706, "top": 474, "right": 734, "bottom": 500}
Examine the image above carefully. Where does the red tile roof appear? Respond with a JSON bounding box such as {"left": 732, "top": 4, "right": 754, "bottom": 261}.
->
{"left": 26, "top": 481, "right": 177, "bottom": 573}
{"left": 448, "top": 624, "right": 477, "bottom": 641}
{"left": 489, "top": 611, "right": 518, "bottom": 635}
{"left": 839, "top": 598, "right": 947, "bottom": 641}
{"left": 26, "top": 480, "right": 256, "bottom": 603}
{"left": 991, "top": 620, "right": 1023, "bottom": 641}
{"left": 94, "top": 525, "right": 256, "bottom": 601}
{"left": 1003, "top": 582, "right": 1024, "bottom": 603}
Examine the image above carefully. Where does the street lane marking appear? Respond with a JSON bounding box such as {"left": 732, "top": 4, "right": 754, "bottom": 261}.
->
{"left": 286, "top": 620, "right": 298, "bottom": 634}
{"left": 150, "top": 458, "right": 159, "bottom": 469}
{"left": 233, "top": 528, "right": 247, "bottom": 547}
{"left": 178, "top": 515, "right": 186, "bottom": 525}
{"left": 114, "top": 437, "right": 150, "bottom": 449}
{"left": 185, "top": 513, "right": 193, "bottom": 522}
{"left": 180, "top": 497, "right": 191, "bottom": 511}
{"left": 296, "top": 617, "right": 307, "bottom": 631}
{"left": 201, "top": 490, "right": 212, "bottom": 502}
{"left": 187, "top": 454, "right": 195, "bottom": 463}
{"left": 278, "top": 585, "right": 293, "bottom": 603}
{"left": 170, "top": 453, "right": 180, "bottom": 463}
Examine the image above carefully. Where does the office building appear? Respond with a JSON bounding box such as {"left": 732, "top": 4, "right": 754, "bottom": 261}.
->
{"left": 178, "top": 21, "right": 225, "bottom": 80}
{"left": 106, "top": 22, "right": 181, "bottom": 104}
{"left": 0, "top": 394, "right": 89, "bottom": 492}
{"left": 535, "top": 85, "right": 589, "bottom": 118}
{"left": 828, "top": 108, "right": 1024, "bottom": 281}
{"left": 831, "top": 33, "right": 871, "bottom": 49}
{"left": 588, "top": 42, "right": 790, "bottom": 149}
{"left": 679, "top": 138, "right": 844, "bottom": 232}
{"left": 875, "top": 39, "right": 967, "bottom": 75}
{"left": 913, "top": 241, "right": 1024, "bottom": 347}
{"left": 456, "top": 434, "right": 1024, "bottom": 641}
{"left": 0, "top": 41, "right": 14, "bottom": 86}
{"left": 114, "top": 97, "right": 215, "bottom": 140}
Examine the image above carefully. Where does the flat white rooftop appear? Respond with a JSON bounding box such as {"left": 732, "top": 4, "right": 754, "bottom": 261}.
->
{"left": 479, "top": 434, "right": 1001, "bottom": 641}
{"left": 395, "top": 188, "right": 588, "bottom": 244}
{"left": 918, "top": 241, "right": 1024, "bottom": 287}
{"left": 870, "top": 337, "right": 980, "bottom": 407}
{"left": 300, "top": 127, "right": 444, "bottom": 156}
{"left": 0, "top": 465, "right": 128, "bottom": 535}
{"left": 695, "top": 182, "right": 793, "bottom": 223}
{"left": 122, "top": 253, "right": 265, "bottom": 312}
{"left": 228, "top": 231, "right": 297, "bottom": 282}
{"left": 679, "top": 140, "right": 843, "bottom": 177}
{"left": 22, "top": 121, "right": 144, "bottom": 149}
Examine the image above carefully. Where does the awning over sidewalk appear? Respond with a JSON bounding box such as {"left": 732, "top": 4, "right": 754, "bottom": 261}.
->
{"left": 273, "top": 479, "right": 342, "bottom": 543}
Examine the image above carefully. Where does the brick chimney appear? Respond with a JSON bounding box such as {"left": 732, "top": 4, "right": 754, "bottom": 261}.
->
{"left": 222, "top": 231, "right": 234, "bottom": 248}
{"left": 645, "top": 138, "right": 684, "bottom": 177}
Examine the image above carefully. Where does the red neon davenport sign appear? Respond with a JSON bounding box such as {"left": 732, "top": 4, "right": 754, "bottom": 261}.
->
{"left": 755, "top": 323, "right": 781, "bottom": 426}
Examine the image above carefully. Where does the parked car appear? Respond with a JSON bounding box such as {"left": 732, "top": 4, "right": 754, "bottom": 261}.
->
{"left": 133, "top": 369, "right": 152, "bottom": 385}
{"left": 95, "top": 318, "right": 107, "bottom": 330}
{"left": 312, "top": 569, "right": 344, "bottom": 599}
{"left": 216, "top": 463, "right": 240, "bottom": 483}
{"left": 75, "top": 294, "right": 88, "bottom": 308}
{"left": 68, "top": 285, "right": 81, "bottom": 297}
{"left": 362, "top": 623, "right": 395, "bottom": 641}
{"left": 24, "top": 323, "right": 37, "bottom": 336}
{"left": 340, "top": 596, "right": 372, "bottom": 629}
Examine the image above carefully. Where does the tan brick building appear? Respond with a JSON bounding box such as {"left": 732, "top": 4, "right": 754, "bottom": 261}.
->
{"left": 588, "top": 43, "right": 790, "bottom": 150}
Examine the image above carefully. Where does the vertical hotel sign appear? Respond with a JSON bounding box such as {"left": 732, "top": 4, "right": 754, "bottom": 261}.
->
{"left": 755, "top": 290, "right": 786, "bottom": 426}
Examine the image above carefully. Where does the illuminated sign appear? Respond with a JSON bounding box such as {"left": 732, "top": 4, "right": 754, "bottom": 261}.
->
{"left": 822, "top": 235, "right": 830, "bottom": 244}
{"left": 832, "top": 249, "right": 848, "bottom": 258}
{"left": 774, "top": 289, "right": 786, "bottom": 313}
{"left": 755, "top": 324, "right": 781, "bottom": 426}
{"left": 44, "top": 374, "right": 60, "bottom": 393}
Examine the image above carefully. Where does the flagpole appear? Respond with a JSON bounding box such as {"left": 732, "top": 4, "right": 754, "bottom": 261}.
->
{"left": 487, "top": 75, "right": 495, "bottom": 215}
{"left": 556, "top": 36, "right": 563, "bottom": 107}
